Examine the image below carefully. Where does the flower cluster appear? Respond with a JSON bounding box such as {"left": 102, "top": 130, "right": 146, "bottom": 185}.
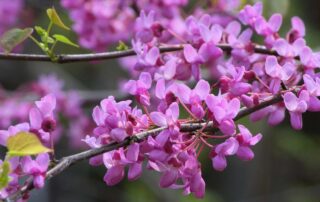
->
{"left": 0, "top": 75, "right": 92, "bottom": 148}
{"left": 0, "top": 95, "right": 56, "bottom": 199}
{"left": 61, "top": 0, "right": 188, "bottom": 51}
{"left": 81, "top": 1, "right": 320, "bottom": 198}
{"left": 2, "top": 1, "right": 320, "bottom": 200}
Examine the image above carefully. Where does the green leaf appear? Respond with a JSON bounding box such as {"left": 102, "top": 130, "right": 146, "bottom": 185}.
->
{"left": 41, "top": 35, "right": 55, "bottom": 44}
{"left": 0, "top": 161, "right": 10, "bottom": 190}
{"left": 35, "top": 27, "right": 55, "bottom": 44}
{"left": 47, "top": 7, "right": 70, "bottom": 30}
{"left": 34, "top": 26, "right": 47, "bottom": 37}
{"left": 7, "top": 132, "right": 52, "bottom": 157}
{"left": 116, "top": 41, "right": 129, "bottom": 51}
{"left": 0, "top": 28, "right": 33, "bottom": 53}
{"left": 53, "top": 34, "right": 79, "bottom": 47}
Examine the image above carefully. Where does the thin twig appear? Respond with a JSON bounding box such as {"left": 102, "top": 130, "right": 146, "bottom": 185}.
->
{"left": 7, "top": 93, "right": 285, "bottom": 201}
{"left": 0, "top": 44, "right": 296, "bottom": 64}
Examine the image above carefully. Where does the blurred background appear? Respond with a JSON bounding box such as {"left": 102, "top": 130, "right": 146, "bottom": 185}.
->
{"left": 1, "top": 0, "right": 320, "bottom": 201}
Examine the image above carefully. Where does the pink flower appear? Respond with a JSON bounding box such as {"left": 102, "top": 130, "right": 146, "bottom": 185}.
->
{"left": 133, "top": 40, "right": 160, "bottom": 70}
{"left": 90, "top": 96, "right": 148, "bottom": 143}
{"left": 287, "top": 16, "right": 305, "bottom": 43}
{"left": 173, "top": 79, "right": 210, "bottom": 119}
{"left": 283, "top": 90, "right": 309, "bottom": 130}
{"left": 303, "top": 74, "right": 320, "bottom": 96}
{"left": 211, "top": 137, "right": 239, "bottom": 171}
{"left": 265, "top": 56, "right": 295, "bottom": 94}
{"left": 29, "top": 94, "right": 57, "bottom": 144}
{"left": 21, "top": 153, "right": 50, "bottom": 189}
{"left": 135, "top": 10, "right": 161, "bottom": 43}
{"left": 238, "top": 2, "right": 263, "bottom": 26}
{"left": 250, "top": 104, "right": 286, "bottom": 126}
{"left": 124, "top": 72, "right": 152, "bottom": 106}
{"left": 29, "top": 94, "right": 57, "bottom": 133}
{"left": 206, "top": 94, "right": 240, "bottom": 135}
{"left": 103, "top": 149, "right": 127, "bottom": 186}
{"left": 299, "top": 46, "right": 320, "bottom": 70}
{"left": 219, "top": 65, "right": 252, "bottom": 96}
{"left": 103, "top": 143, "right": 143, "bottom": 185}
{"left": 254, "top": 13, "right": 282, "bottom": 36}
{"left": 273, "top": 38, "right": 306, "bottom": 58}
{"left": 236, "top": 125, "right": 262, "bottom": 161}
{"left": 150, "top": 102, "right": 179, "bottom": 129}
{"left": 155, "top": 58, "right": 177, "bottom": 80}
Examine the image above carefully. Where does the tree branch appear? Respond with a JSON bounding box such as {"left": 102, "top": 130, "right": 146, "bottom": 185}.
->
{"left": 0, "top": 44, "right": 294, "bottom": 64}
{"left": 7, "top": 93, "right": 284, "bottom": 201}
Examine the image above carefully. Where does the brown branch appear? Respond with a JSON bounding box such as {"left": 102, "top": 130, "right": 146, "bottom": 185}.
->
{"left": 7, "top": 93, "right": 285, "bottom": 201}
{"left": 0, "top": 44, "right": 293, "bottom": 64}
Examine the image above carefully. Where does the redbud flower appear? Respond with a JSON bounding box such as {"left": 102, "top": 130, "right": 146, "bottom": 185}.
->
{"left": 287, "top": 16, "right": 305, "bottom": 43}
{"left": 254, "top": 13, "right": 282, "bottom": 37}
{"left": 211, "top": 137, "right": 239, "bottom": 171}
{"left": 238, "top": 2, "right": 263, "bottom": 27}
{"left": 124, "top": 72, "right": 152, "bottom": 106}
{"left": 21, "top": 154, "right": 50, "bottom": 189}
{"left": 133, "top": 40, "right": 160, "bottom": 70}
{"left": 273, "top": 38, "right": 306, "bottom": 58}
{"left": 219, "top": 65, "right": 252, "bottom": 96}
{"left": 303, "top": 74, "right": 320, "bottom": 96}
{"left": 265, "top": 56, "right": 295, "bottom": 94}
{"left": 135, "top": 10, "right": 157, "bottom": 43}
{"left": 236, "top": 125, "right": 262, "bottom": 161}
{"left": 150, "top": 102, "right": 179, "bottom": 129}
{"left": 206, "top": 94, "right": 240, "bottom": 135}
{"left": 283, "top": 90, "right": 310, "bottom": 130}
{"left": 173, "top": 79, "right": 210, "bottom": 119}
{"left": 299, "top": 46, "right": 320, "bottom": 70}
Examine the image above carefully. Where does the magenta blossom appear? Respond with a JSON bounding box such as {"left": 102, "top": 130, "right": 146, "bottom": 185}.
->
{"left": 135, "top": 10, "right": 163, "bottom": 43}
{"left": 29, "top": 94, "right": 57, "bottom": 144}
{"left": 155, "top": 58, "right": 177, "bottom": 80}
{"left": 299, "top": 46, "right": 320, "bottom": 70}
{"left": 303, "top": 74, "right": 320, "bottom": 96}
{"left": 287, "top": 16, "right": 305, "bottom": 43}
{"left": 150, "top": 102, "right": 179, "bottom": 130}
{"left": 211, "top": 125, "right": 262, "bottom": 171}
{"left": 29, "top": 94, "right": 57, "bottom": 133}
{"left": 124, "top": 72, "right": 152, "bottom": 106}
{"left": 219, "top": 65, "right": 252, "bottom": 96}
{"left": 21, "top": 153, "right": 50, "bottom": 189}
{"left": 250, "top": 104, "right": 286, "bottom": 126}
{"left": 132, "top": 40, "right": 160, "bottom": 70}
{"left": 283, "top": 90, "right": 309, "bottom": 130}
{"left": 206, "top": 94, "right": 240, "bottom": 135}
{"left": 211, "top": 137, "right": 239, "bottom": 171}
{"left": 172, "top": 79, "right": 210, "bottom": 119}
{"left": 223, "top": 21, "right": 253, "bottom": 57}
{"left": 103, "top": 143, "right": 142, "bottom": 186}
{"left": 235, "top": 125, "right": 262, "bottom": 161}
{"left": 238, "top": 2, "right": 263, "bottom": 27}
{"left": 265, "top": 56, "right": 295, "bottom": 94}
{"left": 254, "top": 13, "right": 282, "bottom": 37}
{"left": 91, "top": 96, "right": 149, "bottom": 142}
{"left": 273, "top": 38, "right": 306, "bottom": 58}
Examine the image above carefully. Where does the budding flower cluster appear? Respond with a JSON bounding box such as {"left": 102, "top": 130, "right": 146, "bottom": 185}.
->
{"left": 1, "top": 1, "right": 320, "bottom": 200}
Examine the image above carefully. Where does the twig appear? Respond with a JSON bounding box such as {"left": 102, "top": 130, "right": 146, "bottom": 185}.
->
{"left": 7, "top": 93, "right": 285, "bottom": 201}
{"left": 0, "top": 44, "right": 296, "bottom": 64}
